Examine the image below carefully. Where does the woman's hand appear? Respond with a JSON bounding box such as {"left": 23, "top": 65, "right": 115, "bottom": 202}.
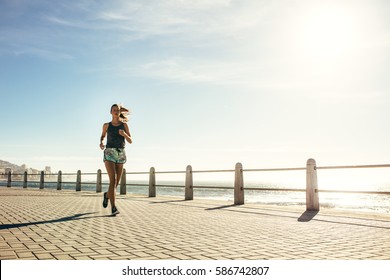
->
{"left": 119, "top": 129, "right": 132, "bottom": 144}
{"left": 99, "top": 143, "right": 105, "bottom": 150}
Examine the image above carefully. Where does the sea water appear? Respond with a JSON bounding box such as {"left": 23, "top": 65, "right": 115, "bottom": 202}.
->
{"left": 1, "top": 178, "right": 389, "bottom": 214}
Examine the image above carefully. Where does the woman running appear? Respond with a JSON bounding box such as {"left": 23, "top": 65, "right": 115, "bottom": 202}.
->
{"left": 100, "top": 104, "right": 132, "bottom": 215}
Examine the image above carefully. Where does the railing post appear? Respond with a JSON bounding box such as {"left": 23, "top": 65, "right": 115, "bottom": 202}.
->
{"left": 76, "top": 170, "right": 81, "bottom": 191}
{"left": 149, "top": 167, "right": 156, "bottom": 197}
{"left": 185, "top": 165, "right": 193, "bottom": 200}
{"left": 7, "top": 171, "right": 11, "bottom": 187}
{"left": 96, "top": 169, "right": 102, "bottom": 193}
{"left": 120, "top": 168, "right": 126, "bottom": 195}
{"left": 57, "top": 171, "right": 62, "bottom": 190}
{"left": 234, "top": 162, "right": 244, "bottom": 205}
{"left": 40, "top": 171, "right": 44, "bottom": 189}
{"left": 23, "top": 171, "right": 28, "bottom": 188}
{"left": 306, "top": 158, "right": 319, "bottom": 211}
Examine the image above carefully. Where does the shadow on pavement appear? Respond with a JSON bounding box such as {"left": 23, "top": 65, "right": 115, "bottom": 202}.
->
{"left": 205, "top": 204, "right": 237, "bottom": 211}
{"left": 298, "top": 210, "right": 319, "bottom": 222}
{"left": 0, "top": 212, "right": 108, "bottom": 230}
{"left": 149, "top": 199, "right": 187, "bottom": 204}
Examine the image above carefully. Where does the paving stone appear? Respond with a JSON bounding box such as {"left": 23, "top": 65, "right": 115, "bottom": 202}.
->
{"left": 1, "top": 187, "right": 390, "bottom": 260}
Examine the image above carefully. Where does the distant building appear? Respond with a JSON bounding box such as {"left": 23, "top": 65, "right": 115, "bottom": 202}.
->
{"left": 4, "top": 168, "right": 12, "bottom": 178}
{"left": 45, "top": 166, "right": 52, "bottom": 175}
{"left": 28, "top": 168, "right": 38, "bottom": 175}
{"left": 0, "top": 160, "right": 47, "bottom": 180}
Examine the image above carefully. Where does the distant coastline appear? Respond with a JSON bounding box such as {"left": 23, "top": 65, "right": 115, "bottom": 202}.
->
{"left": 0, "top": 159, "right": 52, "bottom": 179}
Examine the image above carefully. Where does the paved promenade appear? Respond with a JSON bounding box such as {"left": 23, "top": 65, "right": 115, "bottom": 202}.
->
{"left": 1, "top": 187, "right": 389, "bottom": 260}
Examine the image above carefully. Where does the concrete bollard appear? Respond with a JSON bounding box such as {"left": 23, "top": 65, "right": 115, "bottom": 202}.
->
{"left": 40, "top": 171, "right": 44, "bottom": 189}
{"left": 120, "top": 168, "right": 126, "bottom": 195}
{"left": 96, "top": 169, "right": 102, "bottom": 193}
{"left": 57, "top": 171, "right": 62, "bottom": 190}
{"left": 149, "top": 167, "right": 156, "bottom": 197}
{"left": 23, "top": 171, "right": 28, "bottom": 188}
{"left": 7, "top": 171, "right": 11, "bottom": 187}
{"left": 76, "top": 170, "right": 81, "bottom": 191}
{"left": 234, "top": 162, "right": 244, "bottom": 205}
{"left": 306, "top": 158, "right": 319, "bottom": 211}
{"left": 185, "top": 165, "right": 193, "bottom": 200}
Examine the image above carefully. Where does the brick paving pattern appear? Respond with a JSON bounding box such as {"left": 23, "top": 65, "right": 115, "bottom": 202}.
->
{"left": 1, "top": 187, "right": 389, "bottom": 260}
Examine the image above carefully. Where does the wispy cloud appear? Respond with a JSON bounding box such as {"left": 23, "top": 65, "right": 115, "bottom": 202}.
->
{"left": 44, "top": 15, "right": 83, "bottom": 28}
{"left": 1, "top": 1, "right": 274, "bottom": 64}
{"left": 12, "top": 47, "right": 74, "bottom": 61}
{"left": 112, "top": 56, "right": 333, "bottom": 92}
{"left": 2, "top": 0, "right": 389, "bottom": 97}
{"left": 38, "top": 0, "right": 272, "bottom": 40}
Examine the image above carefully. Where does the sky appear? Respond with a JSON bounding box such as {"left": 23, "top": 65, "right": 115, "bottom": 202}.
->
{"left": 1, "top": 0, "right": 390, "bottom": 186}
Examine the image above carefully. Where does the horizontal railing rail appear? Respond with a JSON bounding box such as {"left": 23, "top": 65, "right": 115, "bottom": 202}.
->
{"left": 244, "top": 167, "right": 306, "bottom": 172}
{"left": 193, "top": 185, "right": 234, "bottom": 190}
{"left": 192, "top": 169, "right": 236, "bottom": 173}
{"left": 2, "top": 158, "right": 389, "bottom": 211}
{"left": 316, "top": 164, "right": 390, "bottom": 170}
{"left": 155, "top": 184, "right": 185, "bottom": 188}
{"left": 244, "top": 187, "right": 305, "bottom": 192}
{"left": 317, "top": 189, "right": 390, "bottom": 195}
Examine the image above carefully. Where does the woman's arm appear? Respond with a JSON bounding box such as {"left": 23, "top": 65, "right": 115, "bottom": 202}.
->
{"left": 120, "top": 123, "right": 132, "bottom": 144}
{"left": 100, "top": 123, "right": 109, "bottom": 150}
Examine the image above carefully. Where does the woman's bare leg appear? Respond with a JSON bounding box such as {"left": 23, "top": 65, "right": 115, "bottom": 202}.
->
{"left": 115, "top": 163, "right": 124, "bottom": 187}
{"left": 105, "top": 161, "right": 117, "bottom": 208}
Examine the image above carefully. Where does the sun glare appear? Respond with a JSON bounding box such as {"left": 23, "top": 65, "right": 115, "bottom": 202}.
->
{"left": 297, "top": 4, "right": 359, "bottom": 61}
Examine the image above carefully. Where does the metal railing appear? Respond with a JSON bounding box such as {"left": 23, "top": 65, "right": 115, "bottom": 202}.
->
{"left": 2, "top": 158, "right": 390, "bottom": 211}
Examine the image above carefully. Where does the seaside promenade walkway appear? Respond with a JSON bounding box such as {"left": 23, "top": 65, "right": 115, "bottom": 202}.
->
{"left": 1, "top": 187, "right": 390, "bottom": 260}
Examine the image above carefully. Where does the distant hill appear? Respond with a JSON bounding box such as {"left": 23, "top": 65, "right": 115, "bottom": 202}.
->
{"left": 0, "top": 160, "right": 41, "bottom": 175}
{"left": 0, "top": 160, "right": 21, "bottom": 170}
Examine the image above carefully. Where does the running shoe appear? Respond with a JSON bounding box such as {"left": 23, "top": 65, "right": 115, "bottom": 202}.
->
{"left": 111, "top": 206, "right": 120, "bottom": 216}
{"left": 103, "top": 192, "right": 108, "bottom": 208}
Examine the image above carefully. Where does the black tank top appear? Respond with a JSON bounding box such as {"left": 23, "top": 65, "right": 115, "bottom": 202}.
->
{"left": 106, "top": 122, "right": 125, "bottom": 148}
